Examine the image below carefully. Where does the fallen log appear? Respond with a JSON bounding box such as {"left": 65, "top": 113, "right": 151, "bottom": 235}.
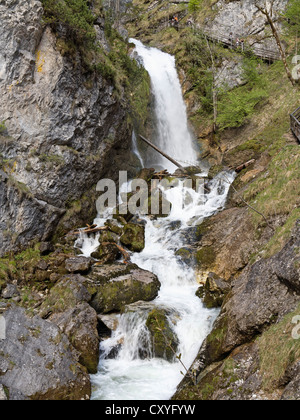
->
{"left": 139, "top": 135, "right": 185, "bottom": 170}
{"left": 73, "top": 226, "right": 107, "bottom": 235}
{"left": 235, "top": 159, "right": 256, "bottom": 173}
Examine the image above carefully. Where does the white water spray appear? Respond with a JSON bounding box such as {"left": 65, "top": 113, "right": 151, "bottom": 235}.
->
{"left": 130, "top": 39, "right": 197, "bottom": 172}
{"left": 77, "top": 40, "right": 235, "bottom": 400}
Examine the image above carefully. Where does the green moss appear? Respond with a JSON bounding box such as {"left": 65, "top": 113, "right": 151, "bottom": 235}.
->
{"left": 195, "top": 246, "right": 216, "bottom": 269}
{"left": 120, "top": 223, "right": 145, "bottom": 253}
{"left": 146, "top": 308, "right": 179, "bottom": 362}
{"left": 205, "top": 315, "right": 229, "bottom": 362}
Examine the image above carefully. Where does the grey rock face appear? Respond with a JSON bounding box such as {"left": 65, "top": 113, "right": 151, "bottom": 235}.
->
{"left": 196, "top": 222, "right": 300, "bottom": 369}
{"left": 0, "top": 1, "right": 132, "bottom": 256}
{"left": 0, "top": 306, "right": 91, "bottom": 400}
{"left": 205, "top": 0, "right": 288, "bottom": 51}
{"left": 50, "top": 303, "right": 100, "bottom": 374}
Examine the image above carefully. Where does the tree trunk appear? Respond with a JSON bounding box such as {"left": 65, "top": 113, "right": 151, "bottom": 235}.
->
{"left": 256, "top": 4, "right": 295, "bottom": 86}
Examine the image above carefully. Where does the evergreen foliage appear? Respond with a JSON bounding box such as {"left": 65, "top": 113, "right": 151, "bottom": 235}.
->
{"left": 41, "top": 0, "right": 97, "bottom": 46}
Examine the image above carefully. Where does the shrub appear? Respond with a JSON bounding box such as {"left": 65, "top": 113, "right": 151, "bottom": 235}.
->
{"left": 41, "top": 0, "right": 96, "bottom": 47}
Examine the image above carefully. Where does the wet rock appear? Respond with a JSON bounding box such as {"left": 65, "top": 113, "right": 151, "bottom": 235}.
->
{"left": 120, "top": 223, "right": 145, "bottom": 253}
{"left": 89, "top": 265, "right": 161, "bottom": 314}
{"left": 104, "top": 219, "right": 124, "bottom": 236}
{"left": 65, "top": 257, "right": 93, "bottom": 274}
{"left": 50, "top": 303, "right": 100, "bottom": 374}
{"left": 197, "top": 273, "right": 231, "bottom": 309}
{"left": 146, "top": 308, "right": 179, "bottom": 362}
{"left": 91, "top": 243, "right": 121, "bottom": 264}
{"left": 98, "top": 313, "right": 120, "bottom": 333}
{"left": 0, "top": 306, "right": 91, "bottom": 400}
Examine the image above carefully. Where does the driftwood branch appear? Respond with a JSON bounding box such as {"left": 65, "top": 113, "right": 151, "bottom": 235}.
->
{"left": 235, "top": 159, "right": 256, "bottom": 173}
{"left": 73, "top": 226, "right": 108, "bottom": 235}
{"left": 139, "top": 135, "right": 186, "bottom": 170}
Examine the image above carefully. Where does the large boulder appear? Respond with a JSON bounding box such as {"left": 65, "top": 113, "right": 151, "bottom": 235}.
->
{"left": 146, "top": 308, "right": 179, "bottom": 362}
{"left": 50, "top": 303, "right": 100, "bottom": 374}
{"left": 0, "top": 306, "right": 91, "bottom": 400}
{"left": 0, "top": 0, "right": 133, "bottom": 256}
{"left": 120, "top": 223, "right": 145, "bottom": 253}
{"left": 89, "top": 264, "right": 161, "bottom": 314}
{"left": 39, "top": 274, "right": 92, "bottom": 318}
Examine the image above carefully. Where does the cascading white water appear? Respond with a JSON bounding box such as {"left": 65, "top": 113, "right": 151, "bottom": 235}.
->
{"left": 77, "top": 40, "right": 235, "bottom": 400}
{"left": 130, "top": 39, "right": 198, "bottom": 172}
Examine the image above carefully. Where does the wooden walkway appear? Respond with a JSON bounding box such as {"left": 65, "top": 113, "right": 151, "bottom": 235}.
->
{"left": 196, "top": 25, "right": 281, "bottom": 62}
{"left": 290, "top": 107, "right": 300, "bottom": 143}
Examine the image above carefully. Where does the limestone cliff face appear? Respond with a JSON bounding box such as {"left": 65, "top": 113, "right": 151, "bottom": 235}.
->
{"left": 0, "top": 0, "right": 133, "bottom": 256}
{"left": 205, "top": 0, "right": 288, "bottom": 50}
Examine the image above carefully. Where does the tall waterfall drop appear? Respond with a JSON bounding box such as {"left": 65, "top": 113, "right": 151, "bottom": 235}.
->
{"left": 130, "top": 39, "right": 198, "bottom": 171}
{"left": 77, "top": 40, "right": 235, "bottom": 400}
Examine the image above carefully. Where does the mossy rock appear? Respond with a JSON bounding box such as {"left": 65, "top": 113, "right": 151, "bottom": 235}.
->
{"left": 196, "top": 246, "right": 216, "bottom": 270}
{"left": 198, "top": 273, "right": 231, "bottom": 309}
{"left": 104, "top": 220, "right": 124, "bottom": 236}
{"left": 146, "top": 308, "right": 179, "bottom": 362}
{"left": 175, "top": 247, "right": 196, "bottom": 266}
{"left": 120, "top": 223, "right": 145, "bottom": 253}
{"left": 90, "top": 268, "right": 160, "bottom": 314}
{"left": 99, "top": 230, "right": 119, "bottom": 244}
{"left": 91, "top": 243, "right": 121, "bottom": 264}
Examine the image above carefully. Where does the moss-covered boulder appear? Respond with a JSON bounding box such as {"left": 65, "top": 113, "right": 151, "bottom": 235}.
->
{"left": 89, "top": 265, "right": 160, "bottom": 314}
{"left": 39, "top": 274, "right": 92, "bottom": 318}
{"left": 91, "top": 243, "right": 121, "bottom": 264}
{"left": 146, "top": 308, "right": 179, "bottom": 362}
{"left": 120, "top": 223, "right": 145, "bottom": 253}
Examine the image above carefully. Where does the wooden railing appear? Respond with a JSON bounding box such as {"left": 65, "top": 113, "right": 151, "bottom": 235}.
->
{"left": 290, "top": 106, "right": 300, "bottom": 143}
{"left": 196, "top": 25, "right": 281, "bottom": 62}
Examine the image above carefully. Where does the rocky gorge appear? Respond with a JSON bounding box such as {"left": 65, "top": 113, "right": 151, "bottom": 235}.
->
{"left": 0, "top": 0, "right": 300, "bottom": 401}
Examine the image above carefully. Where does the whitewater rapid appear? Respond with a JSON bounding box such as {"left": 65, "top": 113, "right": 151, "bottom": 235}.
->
{"left": 77, "top": 40, "right": 235, "bottom": 400}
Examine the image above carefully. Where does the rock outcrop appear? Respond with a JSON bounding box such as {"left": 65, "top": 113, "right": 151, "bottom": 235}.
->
{"left": 204, "top": 0, "right": 288, "bottom": 52}
{"left": 175, "top": 222, "right": 300, "bottom": 400}
{"left": 0, "top": 306, "right": 91, "bottom": 400}
{"left": 0, "top": 0, "right": 133, "bottom": 256}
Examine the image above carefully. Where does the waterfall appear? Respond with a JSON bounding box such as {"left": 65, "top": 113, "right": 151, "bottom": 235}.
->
{"left": 130, "top": 39, "right": 197, "bottom": 172}
{"left": 77, "top": 40, "right": 235, "bottom": 400}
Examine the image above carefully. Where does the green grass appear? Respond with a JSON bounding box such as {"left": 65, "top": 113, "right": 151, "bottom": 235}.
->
{"left": 243, "top": 146, "right": 300, "bottom": 226}
{"left": 258, "top": 303, "right": 300, "bottom": 391}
